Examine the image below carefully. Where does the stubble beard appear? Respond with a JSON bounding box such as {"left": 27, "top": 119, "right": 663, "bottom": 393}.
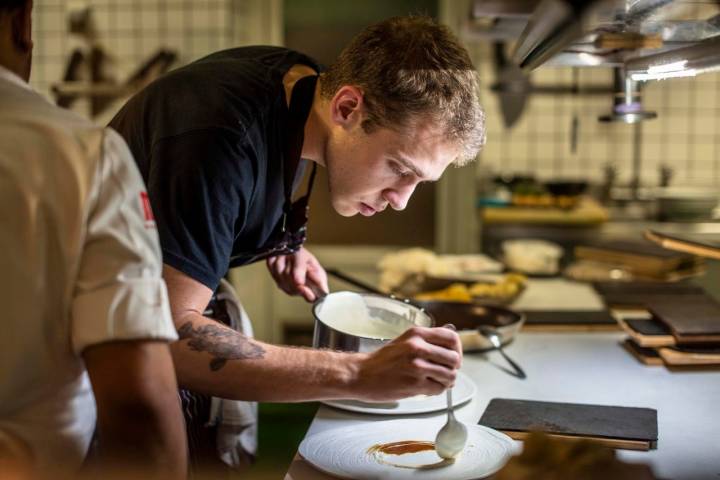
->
{"left": 323, "top": 136, "right": 350, "bottom": 216}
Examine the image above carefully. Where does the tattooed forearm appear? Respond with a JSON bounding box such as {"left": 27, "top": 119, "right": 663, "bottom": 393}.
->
{"left": 178, "top": 321, "right": 266, "bottom": 371}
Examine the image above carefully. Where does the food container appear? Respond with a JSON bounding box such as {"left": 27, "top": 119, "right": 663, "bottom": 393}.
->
{"left": 654, "top": 187, "right": 720, "bottom": 222}
{"left": 543, "top": 180, "right": 588, "bottom": 197}
{"left": 502, "top": 239, "right": 563, "bottom": 275}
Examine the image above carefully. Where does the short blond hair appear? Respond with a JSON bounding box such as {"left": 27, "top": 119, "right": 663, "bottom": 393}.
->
{"left": 320, "top": 15, "right": 485, "bottom": 165}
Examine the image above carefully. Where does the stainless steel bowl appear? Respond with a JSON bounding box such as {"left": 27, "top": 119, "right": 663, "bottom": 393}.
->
{"left": 312, "top": 292, "right": 434, "bottom": 353}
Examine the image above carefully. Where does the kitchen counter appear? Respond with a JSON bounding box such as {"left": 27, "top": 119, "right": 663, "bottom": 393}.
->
{"left": 285, "top": 330, "right": 720, "bottom": 480}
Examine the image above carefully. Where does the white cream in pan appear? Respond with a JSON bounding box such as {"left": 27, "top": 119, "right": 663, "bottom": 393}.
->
{"left": 316, "top": 292, "right": 431, "bottom": 339}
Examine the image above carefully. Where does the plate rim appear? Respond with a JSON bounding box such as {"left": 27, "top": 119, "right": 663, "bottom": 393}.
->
{"left": 298, "top": 420, "right": 515, "bottom": 480}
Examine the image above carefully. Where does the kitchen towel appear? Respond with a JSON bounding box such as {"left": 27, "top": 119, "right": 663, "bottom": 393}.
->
{"left": 206, "top": 279, "right": 258, "bottom": 469}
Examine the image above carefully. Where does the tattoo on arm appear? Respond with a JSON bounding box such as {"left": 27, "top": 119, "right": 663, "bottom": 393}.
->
{"left": 178, "top": 321, "right": 266, "bottom": 371}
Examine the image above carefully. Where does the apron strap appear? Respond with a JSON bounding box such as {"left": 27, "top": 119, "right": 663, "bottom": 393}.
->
{"left": 282, "top": 74, "right": 318, "bottom": 217}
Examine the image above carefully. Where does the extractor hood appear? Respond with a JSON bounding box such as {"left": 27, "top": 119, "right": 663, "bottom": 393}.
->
{"left": 467, "top": 0, "right": 720, "bottom": 78}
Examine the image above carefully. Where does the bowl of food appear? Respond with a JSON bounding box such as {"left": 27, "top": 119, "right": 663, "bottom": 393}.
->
{"left": 502, "top": 239, "right": 563, "bottom": 275}
{"left": 406, "top": 273, "right": 527, "bottom": 305}
{"left": 544, "top": 180, "right": 588, "bottom": 197}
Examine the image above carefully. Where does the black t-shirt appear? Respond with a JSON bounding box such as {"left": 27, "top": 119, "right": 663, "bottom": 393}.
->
{"left": 109, "top": 46, "right": 320, "bottom": 290}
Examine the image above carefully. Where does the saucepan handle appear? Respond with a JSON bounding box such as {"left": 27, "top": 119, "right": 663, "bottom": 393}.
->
{"left": 325, "top": 268, "right": 387, "bottom": 296}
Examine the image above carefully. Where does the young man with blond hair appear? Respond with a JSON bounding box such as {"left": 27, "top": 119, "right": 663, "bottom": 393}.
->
{"left": 110, "top": 15, "right": 485, "bottom": 472}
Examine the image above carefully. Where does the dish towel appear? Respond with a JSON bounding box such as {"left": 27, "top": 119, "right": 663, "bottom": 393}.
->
{"left": 205, "top": 279, "right": 258, "bottom": 469}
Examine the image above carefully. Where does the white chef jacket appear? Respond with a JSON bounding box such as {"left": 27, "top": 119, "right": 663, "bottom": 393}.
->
{"left": 0, "top": 65, "right": 178, "bottom": 473}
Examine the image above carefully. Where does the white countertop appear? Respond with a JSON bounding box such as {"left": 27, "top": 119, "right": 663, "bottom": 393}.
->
{"left": 285, "top": 331, "right": 720, "bottom": 480}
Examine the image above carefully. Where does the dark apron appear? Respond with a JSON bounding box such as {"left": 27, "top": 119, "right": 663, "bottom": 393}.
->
{"left": 180, "top": 74, "right": 318, "bottom": 476}
{"left": 180, "top": 295, "right": 237, "bottom": 476}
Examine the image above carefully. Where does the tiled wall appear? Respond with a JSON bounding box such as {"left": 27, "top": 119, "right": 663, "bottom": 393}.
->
{"left": 28, "top": 1, "right": 720, "bottom": 189}
{"left": 30, "top": 0, "right": 272, "bottom": 122}
{"left": 469, "top": 37, "right": 719, "bottom": 188}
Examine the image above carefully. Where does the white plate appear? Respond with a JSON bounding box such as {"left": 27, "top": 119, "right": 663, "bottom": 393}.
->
{"left": 322, "top": 371, "right": 476, "bottom": 415}
{"left": 299, "top": 419, "right": 516, "bottom": 480}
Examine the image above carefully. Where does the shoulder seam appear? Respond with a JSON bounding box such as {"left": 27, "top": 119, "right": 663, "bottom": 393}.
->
{"left": 149, "top": 123, "right": 257, "bottom": 153}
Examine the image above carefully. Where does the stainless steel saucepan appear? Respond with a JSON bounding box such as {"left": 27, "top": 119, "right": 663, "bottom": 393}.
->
{"left": 312, "top": 292, "right": 434, "bottom": 353}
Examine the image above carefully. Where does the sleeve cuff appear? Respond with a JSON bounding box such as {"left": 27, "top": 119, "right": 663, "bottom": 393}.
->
{"left": 162, "top": 249, "right": 223, "bottom": 292}
{"left": 72, "top": 278, "right": 178, "bottom": 355}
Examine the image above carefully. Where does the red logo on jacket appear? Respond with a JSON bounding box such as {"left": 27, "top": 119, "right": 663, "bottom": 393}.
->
{"left": 140, "top": 191, "right": 156, "bottom": 227}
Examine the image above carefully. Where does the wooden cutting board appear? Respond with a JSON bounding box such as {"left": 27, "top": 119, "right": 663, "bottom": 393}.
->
{"left": 576, "top": 240, "right": 699, "bottom": 276}
{"left": 621, "top": 336, "right": 720, "bottom": 366}
{"left": 479, "top": 398, "right": 657, "bottom": 451}
{"left": 621, "top": 338, "right": 664, "bottom": 366}
{"left": 645, "top": 230, "right": 720, "bottom": 261}
{"left": 658, "top": 345, "right": 720, "bottom": 365}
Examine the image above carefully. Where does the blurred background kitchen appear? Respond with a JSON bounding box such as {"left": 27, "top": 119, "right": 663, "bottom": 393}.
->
{"left": 28, "top": 0, "right": 720, "bottom": 477}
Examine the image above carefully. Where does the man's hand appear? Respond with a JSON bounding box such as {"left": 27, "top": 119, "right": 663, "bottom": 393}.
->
{"left": 352, "top": 326, "right": 463, "bottom": 402}
{"left": 266, "top": 246, "right": 329, "bottom": 302}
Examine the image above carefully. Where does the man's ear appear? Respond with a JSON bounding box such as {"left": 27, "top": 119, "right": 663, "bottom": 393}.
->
{"left": 11, "top": 0, "right": 33, "bottom": 53}
{"left": 329, "top": 86, "right": 364, "bottom": 129}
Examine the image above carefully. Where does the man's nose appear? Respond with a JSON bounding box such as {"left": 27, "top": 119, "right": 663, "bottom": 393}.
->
{"left": 383, "top": 183, "right": 417, "bottom": 211}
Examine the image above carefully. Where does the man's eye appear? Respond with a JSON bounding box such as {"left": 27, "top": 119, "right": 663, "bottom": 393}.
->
{"left": 391, "top": 163, "right": 412, "bottom": 178}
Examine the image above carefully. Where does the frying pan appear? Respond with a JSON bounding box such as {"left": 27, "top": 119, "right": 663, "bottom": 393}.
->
{"left": 325, "top": 269, "right": 525, "bottom": 352}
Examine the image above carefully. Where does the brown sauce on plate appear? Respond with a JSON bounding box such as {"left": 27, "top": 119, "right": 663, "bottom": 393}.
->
{"left": 368, "top": 441, "right": 436, "bottom": 455}
{"left": 367, "top": 441, "right": 455, "bottom": 470}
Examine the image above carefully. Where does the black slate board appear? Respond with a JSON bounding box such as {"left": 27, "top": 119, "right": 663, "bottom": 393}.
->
{"left": 479, "top": 398, "right": 657, "bottom": 449}
{"left": 523, "top": 310, "right": 616, "bottom": 325}
{"left": 593, "top": 281, "right": 704, "bottom": 296}
{"left": 622, "top": 339, "right": 664, "bottom": 365}
{"left": 668, "top": 344, "right": 720, "bottom": 354}
{"left": 648, "top": 295, "right": 720, "bottom": 343}
{"left": 625, "top": 318, "right": 673, "bottom": 336}
{"left": 593, "top": 281, "right": 705, "bottom": 307}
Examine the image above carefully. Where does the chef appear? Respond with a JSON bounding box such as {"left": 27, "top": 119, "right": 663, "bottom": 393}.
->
{"left": 0, "top": 0, "right": 185, "bottom": 477}
{"left": 110, "top": 15, "right": 486, "bottom": 473}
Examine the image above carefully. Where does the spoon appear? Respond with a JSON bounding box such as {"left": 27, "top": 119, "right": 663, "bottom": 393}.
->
{"left": 478, "top": 326, "right": 527, "bottom": 379}
{"left": 434, "top": 324, "right": 468, "bottom": 460}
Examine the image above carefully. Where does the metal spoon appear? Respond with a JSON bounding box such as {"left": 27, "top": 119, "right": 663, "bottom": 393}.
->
{"left": 434, "top": 386, "right": 468, "bottom": 460}
{"left": 434, "top": 324, "right": 467, "bottom": 460}
{"left": 478, "top": 326, "right": 527, "bottom": 379}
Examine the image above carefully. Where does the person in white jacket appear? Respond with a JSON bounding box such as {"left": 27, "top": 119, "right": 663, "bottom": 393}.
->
{"left": 0, "top": 1, "right": 186, "bottom": 478}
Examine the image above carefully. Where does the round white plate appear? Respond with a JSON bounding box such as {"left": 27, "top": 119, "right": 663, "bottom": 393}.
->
{"left": 322, "top": 371, "right": 476, "bottom": 415}
{"left": 299, "top": 419, "right": 516, "bottom": 480}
